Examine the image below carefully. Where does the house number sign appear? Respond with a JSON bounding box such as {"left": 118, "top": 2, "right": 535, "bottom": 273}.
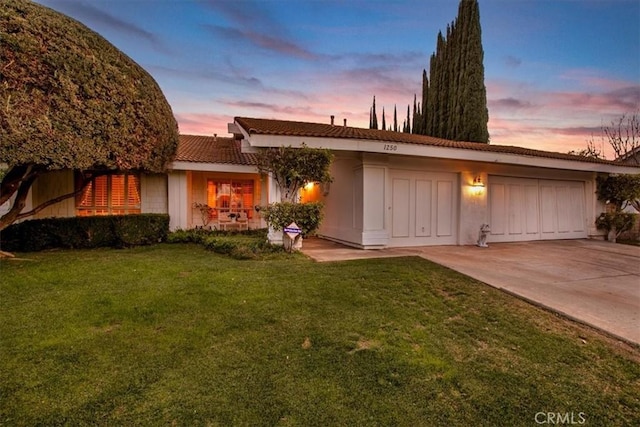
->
{"left": 383, "top": 144, "right": 398, "bottom": 151}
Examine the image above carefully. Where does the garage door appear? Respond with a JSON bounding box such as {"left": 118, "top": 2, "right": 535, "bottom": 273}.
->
{"left": 489, "top": 176, "right": 587, "bottom": 242}
{"left": 389, "top": 170, "right": 458, "bottom": 246}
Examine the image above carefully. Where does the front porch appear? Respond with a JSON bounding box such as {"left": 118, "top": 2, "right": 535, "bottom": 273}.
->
{"left": 169, "top": 170, "right": 267, "bottom": 231}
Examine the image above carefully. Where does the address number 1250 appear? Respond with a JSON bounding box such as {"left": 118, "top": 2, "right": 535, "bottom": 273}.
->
{"left": 383, "top": 144, "right": 398, "bottom": 151}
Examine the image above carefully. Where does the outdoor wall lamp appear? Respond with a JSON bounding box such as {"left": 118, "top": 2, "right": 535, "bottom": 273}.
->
{"left": 471, "top": 175, "right": 485, "bottom": 195}
{"left": 472, "top": 175, "right": 484, "bottom": 187}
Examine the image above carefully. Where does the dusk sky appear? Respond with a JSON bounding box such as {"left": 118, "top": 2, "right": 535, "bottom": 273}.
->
{"left": 36, "top": 0, "right": 639, "bottom": 158}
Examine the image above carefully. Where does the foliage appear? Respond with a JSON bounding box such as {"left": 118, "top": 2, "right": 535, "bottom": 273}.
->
{"left": 0, "top": 214, "right": 169, "bottom": 251}
{"left": 1, "top": 246, "right": 639, "bottom": 425}
{"left": 0, "top": 0, "right": 179, "bottom": 230}
{"left": 595, "top": 174, "right": 640, "bottom": 241}
{"left": 595, "top": 212, "right": 636, "bottom": 240}
{"left": 596, "top": 174, "right": 640, "bottom": 212}
{"left": 256, "top": 144, "right": 333, "bottom": 202}
{"left": 192, "top": 202, "right": 214, "bottom": 227}
{"left": 568, "top": 139, "right": 605, "bottom": 159}
{"left": 167, "top": 228, "right": 284, "bottom": 259}
{"left": 369, "top": 95, "right": 378, "bottom": 129}
{"left": 260, "top": 202, "right": 324, "bottom": 236}
{"left": 587, "top": 111, "right": 640, "bottom": 164}
{"left": 412, "top": 0, "right": 489, "bottom": 143}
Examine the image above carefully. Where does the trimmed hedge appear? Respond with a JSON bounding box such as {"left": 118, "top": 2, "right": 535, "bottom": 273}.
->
{"left": 167, "top": 228, "right": 285, "bottom": 260}
{"left": 0, "top": 214, "right": 169, "bottom": 252}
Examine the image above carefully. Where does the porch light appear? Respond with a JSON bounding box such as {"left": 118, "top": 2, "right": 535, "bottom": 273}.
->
{"left": 472, "top": 176, "right": 484, "bottom": 187}
{"left": 470, "top": 175, "right": 485, "bottom": 196}
{"left": 304, "top": 182, "right": 315, "bottom": 190}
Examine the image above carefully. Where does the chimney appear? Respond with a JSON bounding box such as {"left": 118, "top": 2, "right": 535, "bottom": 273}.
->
{"left": 343, "top": 118, "right": 347, "bottom": 127}
{"left": 214, "top": 133, "right": 217, "bottom": 141}
{"left": 330, "top": 115, "right": 335, "bottom": 126}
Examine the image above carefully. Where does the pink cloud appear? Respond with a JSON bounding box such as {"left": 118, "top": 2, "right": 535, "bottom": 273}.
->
{"left": 176, "top": 113, "right": 232, "bottom": 136}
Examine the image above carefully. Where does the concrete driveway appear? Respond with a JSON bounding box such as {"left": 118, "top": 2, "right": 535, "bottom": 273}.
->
{"left": 302, "top": 239, "right": 640, "bottom": 345}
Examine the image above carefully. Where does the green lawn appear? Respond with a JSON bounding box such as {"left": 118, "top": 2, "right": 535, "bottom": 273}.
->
{"left": 1, "top": 244, "right": 638, "bottom": 426}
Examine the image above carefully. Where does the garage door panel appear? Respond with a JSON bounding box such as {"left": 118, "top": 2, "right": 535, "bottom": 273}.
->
{"left": 508, "top": 184, "right": 523, "bottom": 235}
{"left": 524, "top": 185, "right": 539, "bottom": 234}
{"left": 556, "top": 186, "right": 572, "bottom": 233}
{"left": 569, "top": 185, "right": 586, "bottom": 232}
{"left": 540, "top": 185, "right": 557, "bottom": 235}
{"left": 436, "top": 180, "right": 453, "bottom": 237}
{"left": 415, "top": 180, "right": 432, "bottom": 237}
{"left": 490, "top": 183, "right": 506, "bottom": 236}
{"left": 392, "top": 178, "right": 410, "bottom": 238}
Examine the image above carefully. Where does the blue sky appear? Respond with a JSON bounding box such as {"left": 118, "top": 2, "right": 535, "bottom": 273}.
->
{"left": 36, "top": 0, "right": 640, "bottom": 157}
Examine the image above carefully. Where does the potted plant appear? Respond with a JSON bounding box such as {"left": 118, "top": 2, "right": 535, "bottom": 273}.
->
{"left": 193, "top": 202, "right": 214, "bottom": 228}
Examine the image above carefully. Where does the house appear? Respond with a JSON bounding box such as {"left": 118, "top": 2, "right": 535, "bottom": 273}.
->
{"left": 5, "top": 116, "right": 640, "bottom": 248}
{"left": 616, "top": 145, "right": 640, "bottom": 166}
{"left": 227, "top": 117, "right": 640, "bottom": 248}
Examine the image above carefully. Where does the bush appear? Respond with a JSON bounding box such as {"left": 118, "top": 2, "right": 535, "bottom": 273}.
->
{"left": 595, "top": 212, "right": 637, "bottom": 241}
{"left": 260, "top": 202, "right": 324, "bottom": 236}
{"left": 165, "top": 228, "right": 209, "bottom": 244}
{"left": 0, "top": 214, "right": 169, "bottom": 252}
{"left": 167, "top": 228, "right": 284, "bottom": 260}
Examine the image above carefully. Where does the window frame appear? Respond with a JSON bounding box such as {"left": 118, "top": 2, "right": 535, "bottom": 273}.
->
{"left": 76, "top": 172, "right": 141, "bottom": 216}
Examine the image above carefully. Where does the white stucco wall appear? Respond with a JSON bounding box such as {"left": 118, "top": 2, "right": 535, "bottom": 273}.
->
{"left": 141, "top": 174, "right": 168, "bottom": 214}
{"left": 33, "top": 170, "right": 75, "bottom": 218}
{"left": 318, "top": 154, "right": 365, "bottom": 247}
{"left": 168, "top": 171, "right": 189, "bottom": 231}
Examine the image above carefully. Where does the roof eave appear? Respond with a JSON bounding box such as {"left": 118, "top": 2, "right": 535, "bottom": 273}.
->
{"left": 170, "top": 161, "right": 258, "bottom": 173}
{"left": 241, "top": 133, "right": 640, "bottom": 174}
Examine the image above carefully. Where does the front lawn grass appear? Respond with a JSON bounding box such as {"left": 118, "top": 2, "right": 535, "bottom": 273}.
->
{"left": 1, "top": 244, "right": 638, "bottom": 426}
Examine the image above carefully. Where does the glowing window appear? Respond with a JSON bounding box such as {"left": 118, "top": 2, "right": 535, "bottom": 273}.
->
{"left": 77, "top": 173, "right": 141, "bottom": 216}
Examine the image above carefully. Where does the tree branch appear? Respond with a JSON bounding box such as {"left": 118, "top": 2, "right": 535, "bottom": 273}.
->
{"left": 0, "top": 164, "right": 40, "bottom": 206}
{"left": 0, "top": 170, "right": 107, "bottom": 231}
{"left": 0, "top": 170, "right": 38, "bottom": 231}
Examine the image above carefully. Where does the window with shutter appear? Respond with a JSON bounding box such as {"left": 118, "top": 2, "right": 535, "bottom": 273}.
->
{"left": 76, "top": 173, "right": 141, "bottom": 216}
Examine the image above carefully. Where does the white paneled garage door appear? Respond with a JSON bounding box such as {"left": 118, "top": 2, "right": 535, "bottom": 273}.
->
{"left": 389, "top": 170, "right": 458, "bottom": 246}
{"left": 489, "top": 176, "right": 587, "bottom": 242}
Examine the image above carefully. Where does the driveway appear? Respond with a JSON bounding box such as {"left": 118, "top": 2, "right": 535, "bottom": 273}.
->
{"left": 301, "top": 239, "right": 640, "bottom": 345}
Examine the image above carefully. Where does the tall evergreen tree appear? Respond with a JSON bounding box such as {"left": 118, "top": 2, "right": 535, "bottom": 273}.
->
{"left": 421, "top": 69, "right": 429, "bottom": 135}
{"left": 457, "top": 0, "right": 489, "bottom": 142}
{"left": 405, "top": 105, "right": 411, "bottom": 133}
{"left": 365, "top": 0, "right": 488, "bottom": 142}
{"left": 381, "top": 107, "right": 386, "bottom": 131}
{"left": 393, "top": 105, "right": 398, "bottom": 132}
{"left": 420, "top": 0, "right": 489, "bottom": 143}
{"left": 411, "top": 94, "right": 418, "bottom": 134}
{"left": 370, "top": 96, "right": 379, "bottom": 130}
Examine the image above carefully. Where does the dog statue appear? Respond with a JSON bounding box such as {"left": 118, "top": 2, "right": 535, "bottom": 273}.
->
{"left": 477, "top": 223, "right": 490, "bottom": 248}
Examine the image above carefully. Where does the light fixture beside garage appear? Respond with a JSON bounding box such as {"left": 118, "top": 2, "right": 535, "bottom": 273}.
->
{"left": 471, "top": 175, "right": 485, "bottom": 195}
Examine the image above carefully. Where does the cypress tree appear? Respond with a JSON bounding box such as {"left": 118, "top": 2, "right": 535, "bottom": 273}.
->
{"left": 382, "top": 107, "right": 386, "bottom": 131}
{"left": 457, "top": 0, "right": 489, "bottom": 142}
{"left": 371, "top": 96, "right": 379, "bottom": 130}
{"left": 393, "top": 105, "right": 398, "bottom": 132}
{"left": 421, "top": 69, "right": 429, "bottom": 135}
{"left": 411, "top": 94, "right": 418, "bottom": 134}
{"left": 418, "top": 0, "right": 488, "bottom": 143}
{"left": 405, "top": 105, "right": 411, "bottom": 133}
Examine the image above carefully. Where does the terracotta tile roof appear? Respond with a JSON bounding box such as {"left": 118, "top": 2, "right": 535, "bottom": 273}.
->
{"left": 175, "top": 135, "right": 258, "bottom": 165}
{"left": 234, "top": 117, "right": 621, "bottom": 166}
